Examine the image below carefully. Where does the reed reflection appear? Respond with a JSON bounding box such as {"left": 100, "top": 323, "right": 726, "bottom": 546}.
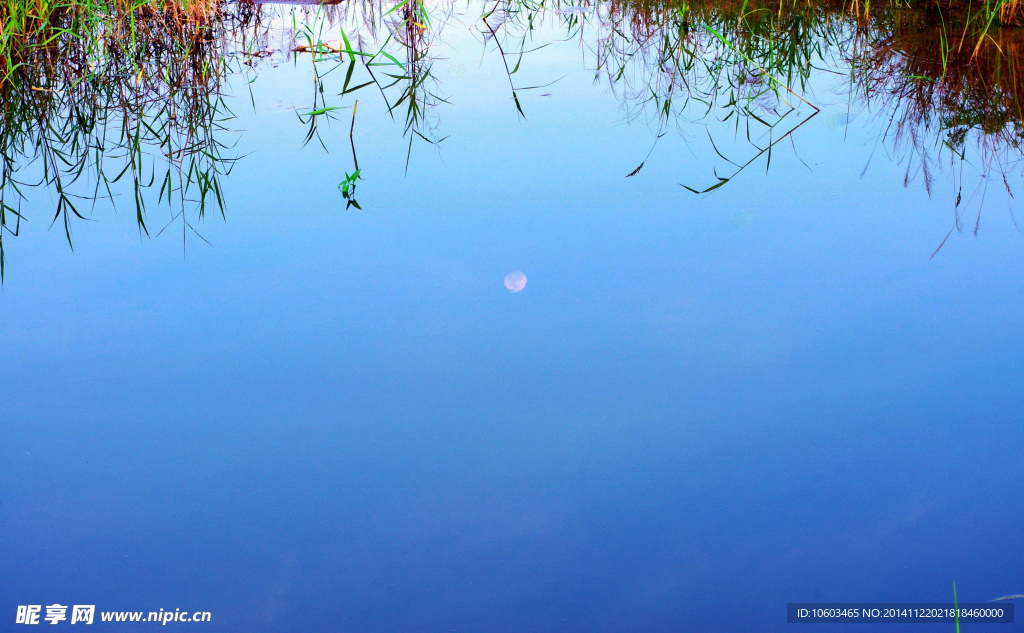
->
{"left": 2, "top": 0, "right": 1023, "bottom": 278}
{"left": 0, "top": 0, "right": 273, "bottom": 279}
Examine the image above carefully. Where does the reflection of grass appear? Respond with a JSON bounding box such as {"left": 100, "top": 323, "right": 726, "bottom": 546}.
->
{"left": 0, "top": 0, "right": 435, "bottom": 278}
{"left": 4, "top": 0, "right": 1024, "bottom": 278}
{"left": 849, "top": 23, "right": 1024, "bottom": 251}
{"left": 0, "top": 0, "right": 220, "bottom": 84}
{"left": 0, "top": 0, "right": 248, "bottom": 280}
{"left": 578, "top": 0, "right": 1024, "bottom": 215}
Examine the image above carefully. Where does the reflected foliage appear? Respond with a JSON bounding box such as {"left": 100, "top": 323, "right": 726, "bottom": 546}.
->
{"left": 3, "top": 0, "right": 1024, "bottom": 277}
{"left": 0, "top": 0, "right": 266, "bottom": 279}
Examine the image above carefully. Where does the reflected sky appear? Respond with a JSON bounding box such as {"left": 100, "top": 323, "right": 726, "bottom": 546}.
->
{"left": 2, "top": 1, "right": 1024, "bottom": 631}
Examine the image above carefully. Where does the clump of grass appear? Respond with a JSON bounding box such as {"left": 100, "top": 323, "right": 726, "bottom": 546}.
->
{"left": 3, "top": 0, "right": 1024, "bottom": 280}
{"left": 0, "top": 0, "right": 256, "bottom": 280}
{"left": 0, "top": 0, "right": 223, "bottom": 86}
{"left": 572, "top": 0, "right": 1024, "bottom": 214}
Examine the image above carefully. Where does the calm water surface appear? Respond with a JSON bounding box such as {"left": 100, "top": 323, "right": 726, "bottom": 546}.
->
{"left": 2, "top": 2, "right": 1023, "bottom": 630}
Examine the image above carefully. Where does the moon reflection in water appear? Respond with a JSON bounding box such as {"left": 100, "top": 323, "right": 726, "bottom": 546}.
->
{"left": 504, "top": 271, "right": 527, "bottom": 292}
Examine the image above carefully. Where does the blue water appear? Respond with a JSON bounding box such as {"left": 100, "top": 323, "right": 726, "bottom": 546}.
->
{"left": 2, "top": 9, "right": 1023, "bottom": 631}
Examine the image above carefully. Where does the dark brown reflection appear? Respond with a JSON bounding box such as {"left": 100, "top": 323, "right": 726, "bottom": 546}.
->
{"left": 854, "top": 24, "right": 1024, "bottom": 241}
{"left": 586, "top": 0, "right": 1024, "bottom": 238}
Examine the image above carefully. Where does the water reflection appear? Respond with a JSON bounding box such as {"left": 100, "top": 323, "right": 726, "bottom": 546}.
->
{"left": 504, "top": 270, "right": 528, "bottom": 292}
{"left": 0, "top": 0, "right": 267, "bottom": 278}
{"left": 2, "top": 0, "right": 1024, "bottom": 276}
{"left": 850, "top": 23, "right": 1024, "bottom": 248}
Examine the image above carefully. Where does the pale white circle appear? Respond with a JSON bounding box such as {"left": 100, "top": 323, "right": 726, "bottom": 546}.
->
{"left": 504, "top": 270, "right": 527, "bottom": 292}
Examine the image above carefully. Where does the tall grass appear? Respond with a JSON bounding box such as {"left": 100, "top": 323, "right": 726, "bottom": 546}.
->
{"left": 0, "top": 0, "right": 252, "bottom": 279}
{"left": 1, "top": 0, "right": 1023, "bottom": 278}
{"left": 0, "top": 0, "right": 222, "bottom": 85}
